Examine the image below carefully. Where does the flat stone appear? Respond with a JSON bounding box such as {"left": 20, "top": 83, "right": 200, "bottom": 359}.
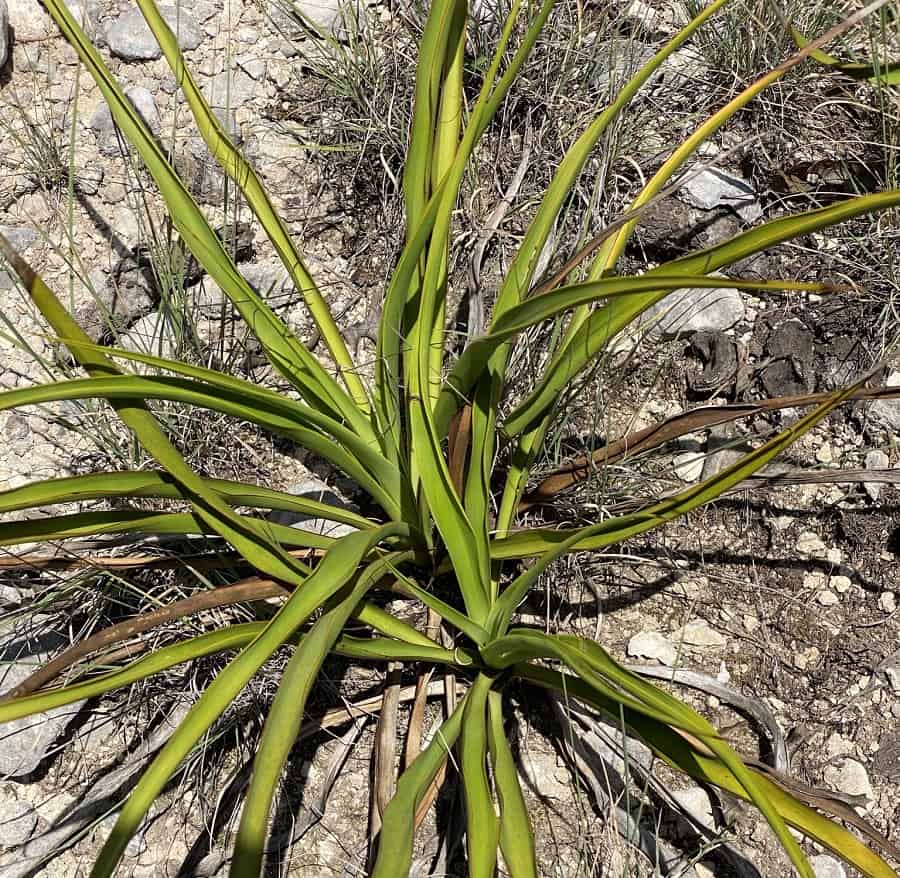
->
{"left": 829, "top": 575, "right": 852, "bottom": 593}
{"left": 72, "top": 268, "right": 155, "bottom": 343}
{"left": 0, "top": 631, "right": 86, "bottom": 777}
{"left": 203, "top": 69, "right": 258, "bottom": 109}
{"left": 879, "top": 591, "right": 897, "bottom": 614}
{"left": 673, "top": 619, "right": 726, "bottom": 649}
{"left": 810, "top": 854, "right": 846, "bottom": 878}
{"left": 0, "top": 792, "right": 38, "bottom": 846}
{"left": 120, "top": 311, "right": 176, "bottom": 363}
{"left": 90, "top": 87, "right": 161, "bottom": 156}
{"left": 823, "top": 757, "right": 873, "bottom": 800}
{"left": 106, "top": 5, "right": 202, "bottom": 61}
{"left": 0, "top": 226, "right": 38, "bottom": 289}
{"left": 817, "top": 590, "right": 839, "bottom": 607}
{"left": 864, "top": 449, "right": 890, "bottom": 501}
{"left": 796, "top": 531, "right": 827, "bottom": 558}
{"left": 627, "top": 631, "right": 676, "bottom": 667}
{"left": 679, "top": 167, "right": 763, "bottom": 222}
{"left": 650, "top": 286, "right": 744, "bottom": 339}
{"left": 869, "top": 371, "right": 900, "bottom": 432}
{"left": 672, "top": 786, "right": 715, "bottom": 831}
{"left": 290, "top": 0, "right": 342, "bottom": 32}
{"left": 268, "top": 478, "right": 357, "bottom": 538}
{"left": 673, "top": 451, "right": 704, "bottom": 482}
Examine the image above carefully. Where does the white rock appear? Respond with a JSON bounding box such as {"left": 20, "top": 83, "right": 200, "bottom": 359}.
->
{"left": 0, "top": 794, "right": 38, "bottom": 845}
{"left": 829, "top": 575, "right": 852, "bottom": 594}
{"left": 673, "top": 451, "right": 704, "bottom": 482}
{"left": 879, "top": 591, "right": 896, "bottom": 614}
{"left": 203, "top": 69, "right": 258, "bottom": 109}
{"left": 90, "top": 87, "right": 161, "bottom": 156}
{"left": 869, "top": 371, "right": 900, "bottom": 432}
{"left": 268, "top": 477, "right": 357, "bottom": 538}
{"left": 794, "top": 646, "right": 820, "bottom": 670}
{"left": 679, "top": 167, "right": 763, "bottom": 222}
{"left": 824, "top": 758, "right": 873, "bottom": 800}
{"left": 120, "top": 312, "right": 176, "bottom": 364}
{"left": 825, "top": 733, "right": 854, "bottom": 758}
{"left": 810, "top": 854, "right": 846, "bottom": 878}
{"left": 863, "top": 449, "right": 890, "bottom": 501}
{"left": 817, "top": 590, "right": 839, "bottom": 607}
{"left": 627, "top": 631, "right": 677, "bottom": 667}
{"left": 0, "top": 644, "right": 86, "bottom": 777}
{"left": 672, "top": 786, "right": 715, "bottom": 831}
{"left": 673, "top": 619, "right": 726, "bottom": 649}
{"left": 650, "top": 285, "right": 745, "bottom": 339}
{"left": 796, "top": 531, "right": 827, "bottom": 557}
{"left": 884, "top": 666, "right": 900, "bottom": 694}
{"left": 291, "top": 0, "right": 343, "bottom": 32}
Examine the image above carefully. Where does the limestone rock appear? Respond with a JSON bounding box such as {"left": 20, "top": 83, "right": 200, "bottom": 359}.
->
{"left": 627, "top": 631, "right": 676, "bottom": 667}
{"left": 673, "top": 619, "right": 726, "bottom": 649}
{"left": 0, "top": 630, "right": 86, "bottom": 777}
{"left": 650, "top": 286, "right": 744, "bottom": 339}
{"left": 679, "top": 167, "right": 763, "bottom": 222}
{"left": 672, "top": 786, "right": 715, "bottom": 831}
{"left": 268, "top": 478, "right": 357, "bottom": 538}
{"left": 0, "top": 793, "right": 38, "bottom": 846}
{"left": 90, "top": 87, "right": 161, "bottom": 157}
{"left": 824, "top": 757, "right": 873, "bottom": 801}
{"left": 869, "top": 371, "right": 900, "bottom": 432}
{"left": 864, "top": 449, "right": 890, "bottom": 501}
{"left": 106, "top": 5, "right": 201, "bottom": 61}
{"left": 810, "top": 854, "right": 846, "bottom": 878}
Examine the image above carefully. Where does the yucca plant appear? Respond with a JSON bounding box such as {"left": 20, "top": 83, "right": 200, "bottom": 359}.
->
{"left": 1, "top": 0, "right": 899, "bottom": 875}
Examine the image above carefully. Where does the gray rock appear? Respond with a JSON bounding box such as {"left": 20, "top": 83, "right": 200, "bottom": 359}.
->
{"left": 0, "top": 226, "right": 38, "bottom": 290}
{"left": 627, "top": 631, "right": 676, "bottom": 667}
{"left": 672, "top": 619, "right": 726, "bottom": 649}
{"left": 679, "top": 167, "right": 762, "bottom": 223}
{"left": 0, "top": 794, "right": 38, "bottom": 846}
{"left": 90, "top": 87, "right": 161, "bottom": 156}
{"left": 77, "top": 162, "right": 104, "bottom": 196}
{"left": 869, "top": 371, "right": 900, "bottom": 432}
{"left": 120, "top": 311, "right": 176, "bottom": 363}
{"left": 864, "top": 449, "right": 890, "bottom": 501}
{"left": 0, "top": 632, "right": 86, "bottom": 777}
{"left": 289, "top": 0, "right": 343, "bottom": 33}
{"left": 823, "top": 757, "right": 873, "bottom": 801}
{"left": 203, "top": 69, "right": 258, "bottom": 110}
{"left": 650, "top": 285, "right": 744, "bottom": 339}
{"left": 809, "top": 855, "right": 846, "bottom": 878}
{"left": 0, "top": 0, "right": 9, "bottom": 70}
{"left": 106, "top": 5, "right": 201, "bottom": 61}
{"left": 269, "top": 478, "right": 357, "bottom": 538}
{"left": 72, "top": 268, "right": 154, "bottom": 343}
{"left": 672, "top": 786, "right": 715, "bottom": 832}
{"left": 589, "top": 40, "right": 657, "bottom": 95}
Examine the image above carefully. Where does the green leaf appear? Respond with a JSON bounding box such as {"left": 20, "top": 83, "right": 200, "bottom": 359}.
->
{"left": 0, "top": 470, "right": 376, "bottom": 532}
{"left": 487, "top": 689, "right": 536, "bottom": 878}
{"left": 91, "top": 524, "right": 406, "bottom": 878}
{"left": 371, "top": 693, "right": 469, "bottom": 878}
{"left": 521, "top": 665, "right": 894, "bottom": 878}
{"left": 789, "top": 25, "right": 900, "bottom": 84}
{"left": 0, "top": 508, "right": 330, "bottom": 551}
{"left": 129, "top": 0, "right": 371, "bottom": 412}
{"left": 232, "top": 551, "right": 414, "bottom": 877}
{"left": 41, "top": 0, "right": 374, "bottom": 444}
{"left": 0, "top": 374, "right": 400, "bottom": 519}
{"left": 460, "top": 673, "right": 499, "bottom": 877}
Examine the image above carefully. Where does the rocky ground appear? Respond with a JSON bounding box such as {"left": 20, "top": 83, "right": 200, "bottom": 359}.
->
{"left": 1, "top": 0, "right": 899, "bottom": 876}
